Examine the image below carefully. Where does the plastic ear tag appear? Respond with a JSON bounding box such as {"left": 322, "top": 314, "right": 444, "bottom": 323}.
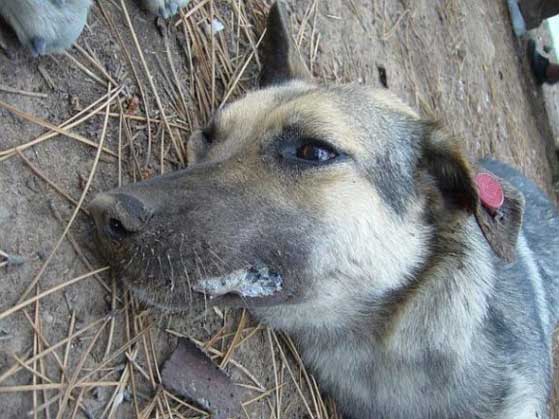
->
{"left": 475, "top": 172, "right": 504, "bottom": 215}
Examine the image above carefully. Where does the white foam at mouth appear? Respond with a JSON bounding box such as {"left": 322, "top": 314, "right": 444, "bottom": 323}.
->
{"left": 192, "top": 266, "right": 283, "bottom": 298}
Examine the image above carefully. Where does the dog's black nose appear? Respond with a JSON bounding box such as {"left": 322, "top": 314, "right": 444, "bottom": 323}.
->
{"left": 89, "top": 192, "right": 153, "bottom": 240}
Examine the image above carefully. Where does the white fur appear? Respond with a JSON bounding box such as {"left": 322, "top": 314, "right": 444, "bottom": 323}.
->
{"left": 498, "top": 373, "right": 546, "bottom": 419}
{"left": 517, "top": 234, "right": 550, "bottom": 331}
{"left": 141, "top": 0, "right": 190, "bottom": 19}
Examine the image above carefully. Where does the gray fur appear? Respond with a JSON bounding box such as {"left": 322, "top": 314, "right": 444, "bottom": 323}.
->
{"left": 0, "top": 0, "right": 91, "bottom": 55}
{"left": 0, "top": 0, "right": 189, "bottom": 55}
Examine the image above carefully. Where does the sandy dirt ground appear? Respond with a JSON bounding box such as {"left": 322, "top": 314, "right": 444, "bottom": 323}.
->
{"left": 1, "top": 0, "right": 558, "bottom": 418}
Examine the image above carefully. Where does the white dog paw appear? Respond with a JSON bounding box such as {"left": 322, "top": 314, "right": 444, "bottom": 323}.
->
{"left": 0, "top": 0, "right": 91, "bottom": 55}
{"left": 141, "top": 0, "right": 190, "bottom": 19}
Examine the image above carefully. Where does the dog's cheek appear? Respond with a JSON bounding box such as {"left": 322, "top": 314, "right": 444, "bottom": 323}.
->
{"left": 309, "top": 179, "right": 431, "bottom": 292}
{"left": 250, "top": 210, "right": 319, "bottom": 302}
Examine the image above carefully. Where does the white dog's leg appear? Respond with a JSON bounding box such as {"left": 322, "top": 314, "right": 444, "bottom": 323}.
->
{"left": 0, "top": 0, "right": 91, "bottom": 55}
{"left": 139, "top": 0, "right": 190, "bottom": 19}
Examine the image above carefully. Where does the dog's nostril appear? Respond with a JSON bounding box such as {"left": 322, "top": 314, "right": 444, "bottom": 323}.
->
{"left": 90, "top": 192, "right": 152, "bottom": 241}
{"left": 108, "top": 217, "right": 131, "bottom": 239}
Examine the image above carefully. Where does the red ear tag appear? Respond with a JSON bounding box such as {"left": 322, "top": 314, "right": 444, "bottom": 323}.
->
{"left": 475, "top": 172, "right": 504, "bottom": 214}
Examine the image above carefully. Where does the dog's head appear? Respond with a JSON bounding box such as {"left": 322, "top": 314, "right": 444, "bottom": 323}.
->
{"left": 90, "top": 2, "right": 523, "bottom": 322}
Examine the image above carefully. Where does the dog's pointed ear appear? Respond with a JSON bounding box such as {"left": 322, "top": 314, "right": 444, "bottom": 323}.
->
{"left": 422, "top": 126, "right": 524, "bottom": 262}
{"left": 259, "top": 1, "right": 311, "bottom": 88}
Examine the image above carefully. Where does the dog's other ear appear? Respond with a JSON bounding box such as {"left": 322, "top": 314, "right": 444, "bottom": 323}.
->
{"left": 474, "top": 178, "right": 524, "bottom": 263}
{"left": 259, "top": 1, "right": 311, "bottom": 88}
{"left": 421, "top": 126, "right": 479, "bottom": 213}
{"left": 422, "top": 126, "right": 524, "bottom": 262}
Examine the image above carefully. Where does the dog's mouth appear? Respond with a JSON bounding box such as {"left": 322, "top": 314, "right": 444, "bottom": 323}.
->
{"left": 119, "top": 263, "right": 284, "bottom": 312}
{"left": 192, "top": 265, "right": 283, "bottom": 299}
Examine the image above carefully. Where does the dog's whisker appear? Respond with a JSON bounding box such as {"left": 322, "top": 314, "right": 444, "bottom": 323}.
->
{"left": 179, "top": 234, "right": 193, "bottom": 309}
{"left": 167, "top": 253, "right": 175, "bottom": 292}
{"left": 192, "top": 247, "right": 208, "bottom": 317}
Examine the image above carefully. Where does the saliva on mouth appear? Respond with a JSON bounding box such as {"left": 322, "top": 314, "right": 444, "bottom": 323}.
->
{"left": 192, "top": 264, "right": 283, "bottom": 299}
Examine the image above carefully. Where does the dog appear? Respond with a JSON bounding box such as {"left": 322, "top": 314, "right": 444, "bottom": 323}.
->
{"left": 88, "top": 2, "right": 559, "bottom": 418}
{"left": 0, "top": 0, "right": 189, "bottom": 55}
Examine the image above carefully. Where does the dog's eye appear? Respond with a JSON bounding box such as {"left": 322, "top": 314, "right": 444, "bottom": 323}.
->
{"left": 296, "top": 144, "right": 338, "bottom": 162}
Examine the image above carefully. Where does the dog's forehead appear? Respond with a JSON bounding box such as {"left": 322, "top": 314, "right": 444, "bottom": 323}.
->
{"left": 209, "top": 82, "right": 422, "bottom": 161}
{"left": 217, "top": 80, "right": 317, "bottom": 131}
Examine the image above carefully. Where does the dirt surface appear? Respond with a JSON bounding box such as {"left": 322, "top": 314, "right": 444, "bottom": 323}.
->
{"left": 1, "top": 0, "right": 558, "bottom": 418}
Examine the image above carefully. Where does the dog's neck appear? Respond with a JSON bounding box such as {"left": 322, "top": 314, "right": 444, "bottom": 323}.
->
{"left": 380, "top": 216, "right": 497, "bottom": 355}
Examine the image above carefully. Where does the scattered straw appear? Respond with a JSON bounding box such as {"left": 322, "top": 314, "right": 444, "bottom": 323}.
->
{"left": 17, "top": 82, "right": 113, "bottom": 303}
{"left": 0, "top": 267, "right": 109, "bottom": 322}
{"left": 0, "top": 84, "right": 48, "bottom": 98}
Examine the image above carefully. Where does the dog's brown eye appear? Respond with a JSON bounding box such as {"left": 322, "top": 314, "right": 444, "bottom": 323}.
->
{"left": 296, "top": 144, "right": 337, "bottom": 162}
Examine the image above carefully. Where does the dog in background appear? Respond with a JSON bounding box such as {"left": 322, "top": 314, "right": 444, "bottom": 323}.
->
{"left": 68, "top": 1, "right": 559, "bottom": 418}
{"left": 0, "top": 0, "right": 189, "bottom": 55}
